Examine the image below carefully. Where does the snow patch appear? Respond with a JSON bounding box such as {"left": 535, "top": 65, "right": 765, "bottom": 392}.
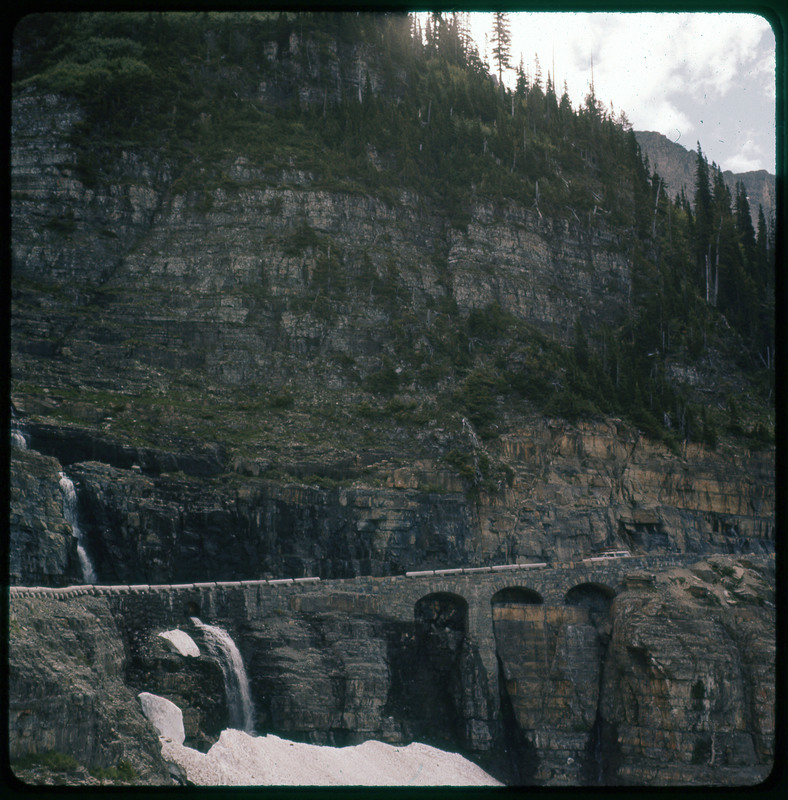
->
{"left": 138, "top": 692, "right": 186, "bottom": 746}
{"left": 158, "top": 629, "right": 200, "bottom": 657}
{"left": 160, "top": 729, "right": 502, "bottom": 786}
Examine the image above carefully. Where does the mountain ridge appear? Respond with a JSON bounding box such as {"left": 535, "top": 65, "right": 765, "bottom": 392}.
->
{"left": 634, "top": 129, "right": 775, "bottom": 225}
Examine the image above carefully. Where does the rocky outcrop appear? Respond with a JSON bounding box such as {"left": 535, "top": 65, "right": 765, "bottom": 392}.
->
{"left": 490, "top": 421, "right": 774, "bottom": 564}
{"left": 599, "top": 557, "right": 775, "bottom": 785}
{"left": 124, "top": 633, "right": 228, "bottom": 753}
{"left": 8, "top": 594, "right": 170, "bottom": 784}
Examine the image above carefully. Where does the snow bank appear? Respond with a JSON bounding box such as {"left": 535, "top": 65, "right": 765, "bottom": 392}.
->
{"left": 158, "top": 629, "right": 200, "bottom": 657}
{"left": 138, "top": 692, "right": 186, "bottom": 745}
{"left": 160, "top": 730, "right": 502, "bottom": 786}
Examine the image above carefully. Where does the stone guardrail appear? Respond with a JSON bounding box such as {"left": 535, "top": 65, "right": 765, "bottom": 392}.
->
{"left": 8, "top": 576, "right": 322, "bottom": 597}
{"left": 8, "top": 552, "right": 774, "bottom": 598}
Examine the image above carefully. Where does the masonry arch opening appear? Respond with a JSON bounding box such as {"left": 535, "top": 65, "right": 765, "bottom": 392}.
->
{"left": 414, "top": 592, "right": 468, "bottom": 634}
{"left": 392, "top": 592, "right": 469, "bottom": 752}
{"left": 564, "top": 583, "right": 615, "bottom": 617}
{"left": 490, "top": 585, "right": 544, "bottom": 783}
{"left": 564, "top": 582, "right": 618, "bottom": 784}
{"left": 491, "top": 586, "right": 544, "bottom": 617}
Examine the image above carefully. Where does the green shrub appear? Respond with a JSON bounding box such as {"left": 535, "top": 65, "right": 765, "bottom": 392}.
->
{"left": 282, "top": 222, "right": 321, "bottom": 255}
{"left": 747, "top": 422, "right": 773, "bottom": 448}
{"left": 444, "top": 449, "right": 477, "bottom": 482}
{"left": 268, "top": 390, "right": 294, "bottom": 409}
{"left": 458, "top": 369, "right": 501, "bottom": 430}
{"left": 356, "top": 400, "right": 381, "bottom": 419}
{"left": 89, "top": 759, "right": 138, "bottom": 783}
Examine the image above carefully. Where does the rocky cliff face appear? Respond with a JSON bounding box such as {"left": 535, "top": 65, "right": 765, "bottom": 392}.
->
{"left": 11, "top": 92, "right": 630, "bottom": 391}
{"left": 496, "top": 557, "right": 775, "bottom": 785}
{"left": 8, "top": 594, "right": 171, "bottom": 784}
{"left": 8, "top": 417, "right": 774, "bottom": 587}
{"left": 9, "top": 13, "right": 774, "bottom": 788}
{"left": 598, "top": 567, "right": 775, "bottom": 786}
{"left": 10, "top": 76, "right": 774, "bottom": 584}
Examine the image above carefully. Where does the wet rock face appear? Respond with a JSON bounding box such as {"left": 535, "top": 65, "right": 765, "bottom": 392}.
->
{"left": 9, "top": 448, "right": 81, "bottom": 587}
{"left": 238, "top": 608, "right": 473, "bottom": 754}
{"left": 62, "top": 460, "right": 478, "bottom": 584}
{"left": 492, "top": 599, "right": 610, "bottom": 784}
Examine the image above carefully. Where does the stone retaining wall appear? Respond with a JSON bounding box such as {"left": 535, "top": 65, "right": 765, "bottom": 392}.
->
{"left": 12, "top": 553, "right": 773, "bottom": 697}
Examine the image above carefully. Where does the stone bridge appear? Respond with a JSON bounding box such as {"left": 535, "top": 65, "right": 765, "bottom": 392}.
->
{"left": 13, "top": 553, "right": 751, "bottom": 745}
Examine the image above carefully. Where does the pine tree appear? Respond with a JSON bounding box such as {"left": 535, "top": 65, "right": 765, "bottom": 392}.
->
{"left": 533, "top": 53, "right": 542, "bottom": 89}
{"left": 693, "top": 143, "right": 713, "bottom": 295}
{"left": 490, "top": 12, "right": 512, "bottom": 87}
{"left": 734, "top": 181, "right": 757, "bottom": 271}
{"left": 755, "top": 205, "right": 771, "bottom": 292}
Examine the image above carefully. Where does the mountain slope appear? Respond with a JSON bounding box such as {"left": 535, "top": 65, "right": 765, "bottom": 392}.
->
{"left": 10, "top": 12, "right": 774, "bottom": 584}
{"left": 8, "top": 12, "right": 776, "bottom": 789}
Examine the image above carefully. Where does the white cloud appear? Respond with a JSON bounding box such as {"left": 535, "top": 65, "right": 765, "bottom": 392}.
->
{"left": 726, "top": 135, "right": 770, "bottom": 174}
{"left": 468, "top": 11, "right": 775, "bottom": 173}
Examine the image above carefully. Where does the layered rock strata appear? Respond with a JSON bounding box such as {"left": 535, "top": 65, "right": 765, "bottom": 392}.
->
{"left": 8, "top": 421, "right": 774, "bottom": 587}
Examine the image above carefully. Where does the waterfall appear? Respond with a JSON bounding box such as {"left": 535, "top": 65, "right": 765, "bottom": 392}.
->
{"left": 58, "top": 472, "right": 98, "bottom": 584}
{"left": 10, "top": 411, "right": 28, "bottom": 449}
{"left": 191, "top": 618, "right": 255, "bottom": 732}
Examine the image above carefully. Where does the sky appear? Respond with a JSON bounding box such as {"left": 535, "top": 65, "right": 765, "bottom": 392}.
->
{"left": 467, "top": 12, "right": 776, "bottom": 175}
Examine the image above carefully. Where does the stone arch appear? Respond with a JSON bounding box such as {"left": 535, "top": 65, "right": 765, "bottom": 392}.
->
{"left": 489, "top": 585, "right": 545, "bottom": 782}
{"left": 414, "top": 592, "right": 468, "bottom": 633}
{"left": 564, "top": 582, "right": 616, "bottom": 613}
{"left": 185, "top": 599, "right": 200, "bottom": 618}
{"left": 491, "top": 586, "right": 544, "bottom": 609}
{"left": 399, "top": 592, "right": 469, "bottom": 749}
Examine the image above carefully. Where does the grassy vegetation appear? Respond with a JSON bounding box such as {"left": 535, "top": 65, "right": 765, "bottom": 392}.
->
{"left": 13, "top": 750, "right": 80, "bottom": 772}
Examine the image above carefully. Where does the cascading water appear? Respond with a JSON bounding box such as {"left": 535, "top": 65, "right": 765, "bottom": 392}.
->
{"left": 191, "top": 618, "right": 255, "bottom": 732}
{"left": 58, "top": 472, "right": 98, "bottom": 584}
{"left": 10, "top": 411, "right": 28, "bottom": 449}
